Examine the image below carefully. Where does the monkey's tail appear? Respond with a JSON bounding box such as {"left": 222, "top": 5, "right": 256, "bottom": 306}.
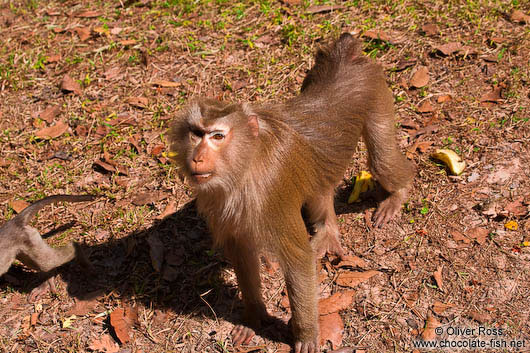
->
{"left": 15, "top": 195, "right": 96, "bottom": 226}
{"left": 301, "top": 32, "right": 363, "bottom": 92}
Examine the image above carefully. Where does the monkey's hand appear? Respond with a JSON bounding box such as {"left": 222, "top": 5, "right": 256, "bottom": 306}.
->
{"left": 294, "top": 339, "right": 319, "bottom": 353}
{"left": 373, "top": 188, "right": 408, "bottom": 228}
{"left": 232, "top": 303, "right": 269, "bottom": 346}
{"left": 231, "top": 324, "right": 256, "bottom": 346}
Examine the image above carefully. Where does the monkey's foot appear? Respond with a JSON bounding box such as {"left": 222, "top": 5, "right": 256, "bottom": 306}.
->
{"left": 231, "top": 325, "right": 256, "bottom": 346}
{"left": 294, "top": 340, "right": 319, "bottom": 353}
{"left": 373, "top": 189, "right": 408, "bottom": 228}
{"left": 28, "top": 277, "right": 56, "bottom": 302}
{"left": 311, "top": 230, "right": 344, "bottom": 259}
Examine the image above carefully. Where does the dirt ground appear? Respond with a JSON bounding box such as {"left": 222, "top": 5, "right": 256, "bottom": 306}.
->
{"left": 0, "top": 1, "right": 529, "bottom": 352}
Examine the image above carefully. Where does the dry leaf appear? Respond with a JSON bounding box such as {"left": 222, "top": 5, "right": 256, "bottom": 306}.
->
{"left": 111, "top": 27, "right": 124, "bottom": 35}
{"left": 437, "top": 95, "right": 452, "bottom": 103}
{"left": 93, "top": 160, "right": 129, "bottom": 176}
{"left": 35, "top": 120, "right": 69, "bottom": 139}
{"left": 75, "top": 125, "right": 88, "bottom": 136}
{"left": 336, "top": 255, "right": 368, "bottom": 269}
{"left": 39, "top": 105, "right": 61, "bottom": 123}
{"left": 157, "top": 200, "right": 177, "bottom": 219}
{"left": 319, "top": 312, "right": 343, "bottom": 349}
{"left": 67, "top": 298, "right": 98, "bottom": 316}
{"left": 467, "top": 310, "right": 491, "bottom": 324}
{"left": 416, "top": 141, "right": 434, "bottom": 153}
{"left": 108, "top": 114, "right": 137, "bottom": 127}
{"left": 417, "top": 100, "right": 434, "bottom": 113}
{"left": 336, "top": 270, "right": 380, "bottom": 288}
{"left": 511, "top": 10, "right": 530, "bottom": 24}
{"left": 487, "top": 166, "right": 512, "bottom": 184}
{"left": 394, "top": 59, "right": 417, "bottom": 72}
{"left": 30, "top": 312, "right": 39, "bottom": 326}
{"left": 450, "top": 230, "right": 471, "bottom": 244}
{"left": 104, "top": 66, "right": 121, "bottom": 80}
{"left": 280, "top": 0, "right": 302, "bottom": 5}
{"left": 74, "top": 27, "right": 90, "bottom": 41}
{"left": 480, "top": 86, "right": 502, "bottom": 103}
{"left": 433, "top": 266, "right": 443, "bottom": 291}
{"left": 9, "top": 199, "right": 30, "bottom": 213}
{"left": 110, "top": 308, "right": 129, "bottom": 343}
{"left": 93, "top": 26, "right": 110, "bottom": 36}
{"left": 150, "top": 144, "right": 165, "bottom": 156}
{"left": 147, "top": 234, "right": 164, "bottom": 272}
{"left": 132, "top": 191, "right": 166, "bottom": 206}
{"left": 422, "top": 23, "right": 439, "bottom": 36}
{"left": 504, "top": 199, "right": 527, "bottom": 217}
{"left": 466, "top": 227, "right": 488, "bottom": 245}
{"left": 75, "top": 10, "right": 102, "bottom": 18}
{"left": 61, "top": 74, "right": 82, "bottom": 95}
{"left": 110, "top": 306, "right": 138, "bottom": 344}
{"left": 162, "top": 266, "right": 179, "bottom": 281}
{"left": 119, "top": 39, "right": 136, "bottom": 46}
{"left": 422, "top": 315, "right": 440, "bottom": 341}
{"left": 46, "top": 9, "right": 61, "bottom": 16}
{"left": 88, "top": 334, "right": 119, "bottom": 353}
{"left": 409, "top": 66, "right": 429, "bottom": 88}
{"left": 306, "top": 5, "right": 345, "bottom": 14}
{"left": 363, "top": 29, "right": 391, "bottom": 42}
{"left": 436, "top": 42, "right": 477, "bottom": 56}
{"left": 128, "top": 134, "right": 142, "bottom": 152}
{"left": 432, "top": 301, "right": 456, "bottom": 315}
{"left": 319, "top": 291, "right": 355, "bottom": 315}
{"left": 327, "top": 349, "right": 356, "bottom": 353}
{"left": 127, "top": 96, "right": 148, "bottom": 108}
{"left": 435, "top": 42, "right": 462, "bottom": 55}
{"left": 150, "top": 80, "right": 182, "bottom": 88}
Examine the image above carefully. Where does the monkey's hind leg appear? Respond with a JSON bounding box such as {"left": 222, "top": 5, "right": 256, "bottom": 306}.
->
{"left": 224, "top": 236, "right": 269, "bottom": 346}
{"left": 16, "top": 226, "right": 77, "bottom": 272}
{"left": 363, "top": 110, "right": 414, "bottom": 228}
{"left": 306, "top": 190, "right": 345, "bottom": 258}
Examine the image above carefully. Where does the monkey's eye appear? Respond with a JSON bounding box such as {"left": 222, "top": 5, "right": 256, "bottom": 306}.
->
{"left": 211, "top": 133, "right": 225, "bottom": 141}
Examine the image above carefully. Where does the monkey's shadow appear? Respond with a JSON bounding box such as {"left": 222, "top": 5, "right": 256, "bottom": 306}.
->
{"left": 0, "top": 183, "right": 377, "bottom": 346}
{"left": 1, "top": 200, "right": 289, "bottom": 346}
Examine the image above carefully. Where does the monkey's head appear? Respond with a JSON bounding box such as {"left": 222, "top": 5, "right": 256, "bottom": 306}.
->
{"left": 168, "top": 99, "right": 259, "bottom": 192}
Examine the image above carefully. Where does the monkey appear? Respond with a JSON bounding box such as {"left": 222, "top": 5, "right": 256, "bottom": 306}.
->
{"left": 168, "top": 33, "right": 414, "bottom": 353}
{"left": 0, "top": 195, "right": 95, "bottom": 278}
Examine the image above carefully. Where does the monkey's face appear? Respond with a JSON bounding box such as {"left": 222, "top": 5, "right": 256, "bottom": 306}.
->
{"left": 168, "top": 100, "right": 259, "bottom": 191}
{"left": 186, "top": 122, "right": 232, "bottom": 185}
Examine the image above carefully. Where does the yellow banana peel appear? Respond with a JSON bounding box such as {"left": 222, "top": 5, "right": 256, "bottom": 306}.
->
{"left": 348, "top": 171, "right": 375, "bottom": 203}
{"left": 431, "top": 149, "right": 466, "bottom": 175}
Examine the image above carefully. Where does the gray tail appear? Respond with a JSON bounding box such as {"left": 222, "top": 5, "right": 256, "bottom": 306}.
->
{"left": 15, "top": 195, "right": 96, "bottom": 226}
{"left": 301, "top": 33, "right": 363, "bottom": 92}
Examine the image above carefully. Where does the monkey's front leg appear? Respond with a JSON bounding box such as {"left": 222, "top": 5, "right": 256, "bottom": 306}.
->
{"left": 281, "top": 219, "right": 320, "bottom": 353}
{"left": 224, "top": 236, "right": 269, "bottom": 346}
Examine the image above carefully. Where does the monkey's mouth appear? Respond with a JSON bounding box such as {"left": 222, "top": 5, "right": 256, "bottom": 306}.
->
{"left": 191, "top": 173, "right": 213, "bottom": 184}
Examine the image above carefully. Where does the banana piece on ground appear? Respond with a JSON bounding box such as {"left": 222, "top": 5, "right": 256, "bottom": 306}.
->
{"left": 431, "top": 149, "right": 466, "bottom": 175}
{"left": 348, "top": 171, "right": 375, "bottom": 203}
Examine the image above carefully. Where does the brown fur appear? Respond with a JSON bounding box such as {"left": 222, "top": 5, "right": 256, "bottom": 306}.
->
{"left": 168, "top": 33, "right": 414, "bottom": 353}
{"left": 0, "top": 195, "right": 95, "bottom": 276}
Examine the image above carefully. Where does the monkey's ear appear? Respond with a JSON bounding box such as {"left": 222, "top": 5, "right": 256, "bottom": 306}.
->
{"left": 248, "top": 115, "right": 259, "bottom": 137}
{"left": 242, "top": 103, "right": 259, "bottom": 137}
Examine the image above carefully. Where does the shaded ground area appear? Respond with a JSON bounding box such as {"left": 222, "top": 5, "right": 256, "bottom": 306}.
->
{"left": 0, "top": 1, "right": 529, "bottom": 352}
